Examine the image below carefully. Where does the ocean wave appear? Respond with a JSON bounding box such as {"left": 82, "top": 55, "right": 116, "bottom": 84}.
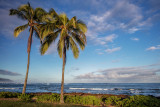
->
{"left": 0, "top": 88, "right": 18, "bottom": 90}
{"left": 69, "top": 88, "right": 124, "bottom": 91}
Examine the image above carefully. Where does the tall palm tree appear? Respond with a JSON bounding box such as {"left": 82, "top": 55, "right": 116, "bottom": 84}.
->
{"left": 9, "top": 2, "right": 46, "bottom": 94}
{"left": 41, "top": 11, "right": 87, "bottom": 103}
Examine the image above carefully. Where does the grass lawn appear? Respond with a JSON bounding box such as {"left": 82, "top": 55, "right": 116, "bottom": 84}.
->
{"left": 0, "top": 100, "right": 86, "bottom": 107}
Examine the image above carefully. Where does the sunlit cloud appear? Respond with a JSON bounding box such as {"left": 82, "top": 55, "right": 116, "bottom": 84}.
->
{"left": 105, "top": 47, "right": 121, "bottom": 53}
{"left": 131, "top": 37, "right": 139, "bottom": 41}
{"left": 146, "top": 45, "right": 160, "bottom": 51}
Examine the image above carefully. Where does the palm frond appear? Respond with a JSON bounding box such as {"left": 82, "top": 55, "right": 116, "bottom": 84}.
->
{"left": 59, "top": 13, "right": 69, "bottom": 25}
{"left": 34, "top": 8, "right": 47, "bottom": 22}
{"left": 57, "top": 40, "right": 63, "bottom": 58}
{"left": 69, "top": 37, "right": 79, "bottom": 58}
{"left": 66, "top": 36, "right": 70, "bottom": 50}
{"left": 67, "top": 16, "right": 76, "bottom": 28}
{"left": 77, "top": 20, "right": 87, "bottom": 33}
{"left": 9, "top": 9, "right": 28, "bottom": 20}
{"left": 40, "top": 23, "right": 57, "bottom": 39}
{"left": 49, "top": 8, "right": 59, "bottom": 18}
{"left": 71, "top": 32, "right": 85, "bottom": 50}
{"left": 33, "top": 27, "right": 43, "bottom": 44}
{"left": 72, "top": 28, "right": 87, "bottom": 43}
{"left": 41, "top": 14, "right": 57, "bottom": 23}
{"left": 41, "top": 32, "right": 58, "bottom": 55}
{"left": 17, "top": 3, "right": 33, "bottom": 20}
{"left": 14, "top": 24, "right": 28, "bottom": 37}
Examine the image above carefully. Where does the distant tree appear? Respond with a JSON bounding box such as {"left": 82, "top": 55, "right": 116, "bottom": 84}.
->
{"left": 9, "top": 2, "right": 46, "bottom": 94}
{"left": 41, "top": 11, "right": 87, "bottom": 103}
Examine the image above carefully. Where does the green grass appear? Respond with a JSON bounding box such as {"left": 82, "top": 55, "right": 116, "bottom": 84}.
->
{"left": 0, "top": 100, "right": 85, "bottom": 107}
{"left": 1, "top": 92, "right": 160, "bottom": 107}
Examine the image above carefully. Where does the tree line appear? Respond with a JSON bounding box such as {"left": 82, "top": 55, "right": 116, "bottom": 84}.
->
{"left": 9, "top": 2, "right": 87, "bottom": 103}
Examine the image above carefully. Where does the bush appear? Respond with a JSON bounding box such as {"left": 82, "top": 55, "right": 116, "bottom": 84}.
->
{"left": 36, "top": 93, "right": 60, "bottom": 102}
{"left": 122, "top": 95, "right": 160, "bottom": 107}
{"left": 18, "top": 94, "right": 32, "bottom": 102}
{"left": 105, "top": 95, "right": 160, "bottom": 107}
{"left": 0, "top": 92, "right": 20, "bottom": 98}
{"left": 64, "top": 95, "right": 102, "bottom": 106}
{"left": 105, "top": 96, "right": 122, "bottom": 106}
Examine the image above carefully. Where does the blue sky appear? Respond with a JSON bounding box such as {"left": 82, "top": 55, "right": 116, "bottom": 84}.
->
{"left": 0, "top": 0, "right": 160, "bottom": 83}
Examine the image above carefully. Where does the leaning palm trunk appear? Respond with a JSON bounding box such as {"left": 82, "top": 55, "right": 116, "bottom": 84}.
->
{"left": 22, "top": 27, "right": 33, "bottom": 94}
{"left": 60, "top": 43, "right": 66, "bottom": 103}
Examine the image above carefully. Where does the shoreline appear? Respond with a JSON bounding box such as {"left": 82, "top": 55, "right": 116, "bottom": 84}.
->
{"left": 28, "top": 92, "right": 160, "bottom": 99}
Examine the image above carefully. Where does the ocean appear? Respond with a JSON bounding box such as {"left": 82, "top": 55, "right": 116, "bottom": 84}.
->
{"left": 0, "top": 83, "right": 160, "bottom": 97}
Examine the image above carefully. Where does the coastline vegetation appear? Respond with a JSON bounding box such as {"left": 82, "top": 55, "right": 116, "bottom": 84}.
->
{"left": 0, "top": 92, "right": 160, "bottom": 107}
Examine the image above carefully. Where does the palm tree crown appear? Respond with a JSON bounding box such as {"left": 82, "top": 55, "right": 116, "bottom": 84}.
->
{"left": 10, "top": 2, "right": 46, "bottom": 48}
{"left": 41, "top": 12, "right": 87, "bottom": 58}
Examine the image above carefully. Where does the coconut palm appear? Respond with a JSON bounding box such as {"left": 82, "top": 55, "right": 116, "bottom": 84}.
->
{"left": 9, "top": 2, "right": 46, "bottom": 94}
{"left": 41, "top": 11, "right": 87, "bottom": 103}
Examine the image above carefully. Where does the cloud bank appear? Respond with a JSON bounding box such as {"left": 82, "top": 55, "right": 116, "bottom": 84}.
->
{"left": 75, "top": 64, "right": 160, "bottom": 83}
{"left": 0, "top": 69, "right": 21, "bottom": 76}
{"left": 0, "top": 78, "right": 13, "bottom": 83}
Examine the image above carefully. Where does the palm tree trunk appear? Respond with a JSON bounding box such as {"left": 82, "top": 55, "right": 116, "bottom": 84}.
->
{"left": 60, "top": 45, "right": 66, "bottom": 103}
{"left": 22, "top": 27, "right": 33, "bottom": 94}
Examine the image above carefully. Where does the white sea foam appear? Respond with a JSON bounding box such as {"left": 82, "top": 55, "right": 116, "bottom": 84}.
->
{"left": 0, "top": 88, "right": 17, "bottom": 90}
{"left": 69, "top": 88, "right": 109, "bottom": 90}
{"left": 129, "top": 89, "right": 135, "bottom": 90}
{"left": 69, "top": 88, "right": 87, "bottom": 90}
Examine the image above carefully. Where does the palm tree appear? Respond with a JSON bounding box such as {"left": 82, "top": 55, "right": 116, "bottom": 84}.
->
{"left": 9, "top": 2, "right": 46, "bottom": 94}
{"left": 41, "top": 11, "right": 87, "bottom": 103}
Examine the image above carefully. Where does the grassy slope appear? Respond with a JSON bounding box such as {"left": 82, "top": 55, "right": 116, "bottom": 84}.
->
{"left": 0, "top": 100, "right": 85, "bottom": 107}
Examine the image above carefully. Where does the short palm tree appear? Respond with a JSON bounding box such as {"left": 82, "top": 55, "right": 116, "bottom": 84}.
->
{"left": 9, "top": 2, "right": 46, "bottom": 94}
{"left": 41, "top": 12, "right": 87, "bottom": 103}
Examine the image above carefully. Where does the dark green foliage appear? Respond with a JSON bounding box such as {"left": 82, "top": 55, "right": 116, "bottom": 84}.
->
{"left": 105, "top": 95, "right": 160, "bottom": 107}
{"left": 121, "top": 95, "right": 160, "bottom": 107}
{"left": 0, "top": 100, "right": 83, "bottom": 107}
{"left": 37, "top": 93, "right": 60, "bottom": 102}
{"left": 18, "top": 94, "right": 32, "bottom": 101}
{"left": 64, "top": 95, "right": 82, "bottom": 104}
{"left": 105, "top": 96, "right": 122, "bottom": 106}
{"left": 1, "top": 92, "right": 160, "bottom": 106}
{"left": 37, "top": 94, "right": 101, "bottom": 106}
{"left": 64, "top": 95, "right": 101, "bottom": 106}
{"left": 0, "top": 92, "right": 21, "bottom": 98}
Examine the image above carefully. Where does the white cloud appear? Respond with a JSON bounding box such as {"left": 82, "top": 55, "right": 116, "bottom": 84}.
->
{"left": 91, "top": 34, "right": 118, "bottom": 45}
{"left": 131, "top": 37, "right": 139, "bottom": 41}
{"left": 87, "top": 0, "right": 143, "bottom": 34}
{"left": 75, "top": 64, "right": 160, "bottom": 83}
{"left": 104, "top": 34, "right": 117, "bottom": 42}
{"left": 128, "top": 27, "right": 140, "bottom": 33}
{"left": 146, "top": 45, "right": 160, "bottom": 51}
{"left": 105, "top": 47, "right": 121, "bottom": 53}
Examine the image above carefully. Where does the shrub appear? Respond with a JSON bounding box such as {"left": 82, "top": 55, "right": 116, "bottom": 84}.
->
{"left": 64, "top": 95, "right": 102, "bottom": 106}
{"left": 64, "top": 95, "right": 82, "bottom": 104}
{"left": 18, "top": 94, "right": 32, "bottom": 102}
{"left": 105, "top": 95, "right": 160, "bottom": 107}
{"left": 0, "top": 92, "right": 20, "bottom": 98}
{"left": 122, "top": 95, "right": 160, "bottom": 107}
{"left": 105, "top": 96, "right": 122, "bottom": 106}
{"left": 36, "top": 93, "right": 60, "bottom": 102}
